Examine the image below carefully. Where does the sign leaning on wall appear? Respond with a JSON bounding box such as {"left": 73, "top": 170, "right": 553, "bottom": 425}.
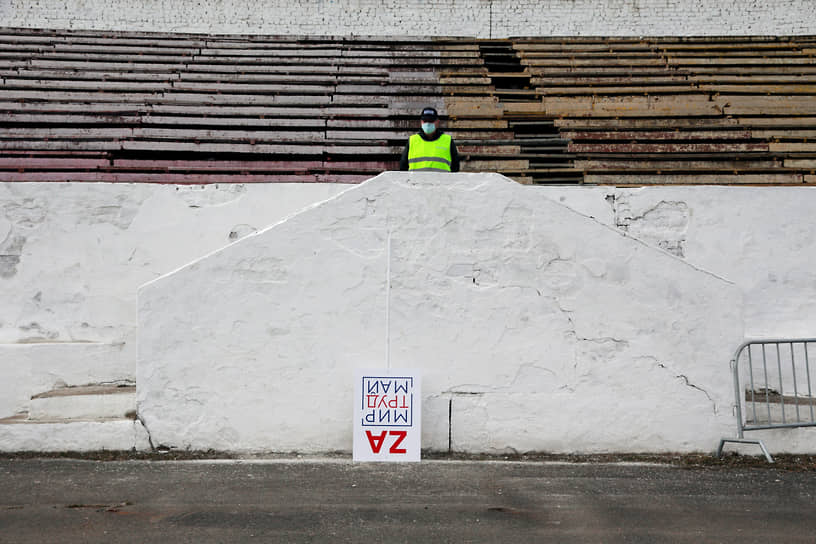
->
{"left": 353, "top": 370, "right": 421, "bottom": 462}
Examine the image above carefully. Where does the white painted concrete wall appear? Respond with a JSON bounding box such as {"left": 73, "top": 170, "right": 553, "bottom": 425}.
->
{"left": 544, "top": 186, "right": 816, "bottom": 339}
{"left": 2, "top": 0, "right": 814, "bottom": 37}
{"left": 137, "top": 173, "right": 744, "bottom": 454}
{"left": 0, "top": 182, "right": 348, "bottom": 417}
{"left": 5, "top": 178, "right": 816, "bottom": 453}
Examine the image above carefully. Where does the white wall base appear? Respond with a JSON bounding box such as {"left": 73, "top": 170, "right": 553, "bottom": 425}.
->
{"left": 0, "top": 419, "right": 150, "bottom": 452}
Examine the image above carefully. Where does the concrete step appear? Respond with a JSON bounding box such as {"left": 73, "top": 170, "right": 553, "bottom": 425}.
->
{"left": 0, "top": 414, "right": 151, "bottom": 452}
{"left": 29, "top": 385, "right": 136, "bottom": 421}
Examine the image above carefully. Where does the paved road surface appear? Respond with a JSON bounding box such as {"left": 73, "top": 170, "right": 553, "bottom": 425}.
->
{"left": 1, "top": 457, "right": 814, "bottom": 542}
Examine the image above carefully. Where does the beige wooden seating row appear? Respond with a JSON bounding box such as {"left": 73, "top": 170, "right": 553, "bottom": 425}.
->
{"left": 3, "top": 29, "right": 816, "bottom": 185}
{"left": 506, "top": 36, "right": 816, "bottom": 184}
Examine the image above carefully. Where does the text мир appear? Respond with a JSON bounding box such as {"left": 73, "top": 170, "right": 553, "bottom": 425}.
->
{"left": 361, "top": 376, "right": 413, "bottom": 427}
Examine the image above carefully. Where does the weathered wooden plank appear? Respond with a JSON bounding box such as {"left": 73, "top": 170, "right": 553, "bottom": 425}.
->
{"left": 111, "top": 159, "right": 324, "bottom": 171}
{"left": 1, "top": 127, "right": 135, "bottom": 138}
{"left": 699, "top": 84, "right": 816, "bottom": 94}
{"left": 141, "top": 116, "right": 326, "bottom": 128}
{"left": 324, "top": 130, "right": 409, "bottom": 140}
{"left": 0, "top": 157, "right": 110, "bottom": 169}
{"left": 542, "top": 95, "right": 727, "bottom": 117}
{"left": 583, "top": 173, "right": 803, "bottom": 184}
{"left": 6, "top": 69, "right": 182, "bottom": 82}
{"left": 515, "top": 44, "right": 654, "bottom": 52}
{"left": 691, "top": 74, "right": 816, "bottom": 83}
{"left": 667, "top": 56, "right": 816, "bottom": 65}
{"left": 783, "top": 159, "right": 816, "bottom": 168}
{"left": 527, "top": 66, "right": 684, "bottom": 76}
{"left": 519, "top": 51, "right": 663, "bottom": 60}
{"left": 460, "top": 159, "right": 530, "bottom": 171}
{"left": 50, "top": 44, "right": 198, "bottom": 56}
{"left": 0, "top": 33, "right": 209, "bottom": 48}
{"left": 171, "top": 81, "right": 335, "bottom": 93}
{"left": 724, "top": 96, "right": 816, "bottom": 115}
{"left": 1, "top": 78, "right": 172, "bottom": 92}
{"left": 502, "top": 102, "right": 547, "bottom": 115}
{"left": 688, "top": 66, "right": 816, "bottom": 74}
{"left": 457, "top": 145, "right": 521, "bottom": 155}
{"left": 573, "top": 159, "right": 780, "bottom": 170}
{"left": 723, "top": 116, "right": 816, "bottom": 128}
{"left": 535, "top": 85, "right": 696, "bottom": 95}
{"left": 26, "top": 59, "right": 203, "bottom": 72}
{"left": 144, "top": 104, "right": 388, "bottom": 117}
{"left": 0, "top": 112, "right": 143, "bottom": 124}
{"left": 0, "top": 140, "right": 124, "bottom": 151}
{"left": 159, "top": 93, "right": 334, "bottom": 106}
{"left": 130, "top": 128, "right": 325, "bottom": 142}
{"left": 656, "top": 43, "right": 806, "bottom": 51}
{"left": 4, "top": 52, "right": 193, "bottom": 64}
{"left": 769, "top": 142, "right": 816, "bottom": 152}
{"left": 177, "top": 72, "right": 342, "bottom": 83}
{"left": 0, "top": 89, "right": 333, "bottom": 106}
{"left": 323, "top": 144, "right": 401, "bottom": 154}
{"left": 662, "top": 50, "right": 810, "bottom": 58}
{"left": 444, "top": 97, "right": 503, "bottom": 118}
{"left": 0, "top": 89, "right": 160, "bottom": 103}
{"left": 562, "top": 129, "right": 753, "bottom": 140}
{"left": 0, "top": 171, "right": 365, "bottom": 183}
{"left": 554, "top": 118, "right": 742, "bottom": 129}
{"left": 531, "top": 76, "right": 690, "bottom": 85}
{"left": 200, "top": 48, "right": 344, "bottom": 57}
{"left": 447, "top": 119, "right": 509, "bottom": 129}
{"left": 569, "top": 142, "right": 769, "bottom": 153}
{"left": 318, "top": 161, "right": 397, "bottom": 171}
{"left": 118, "top": 141, "right": 332, "bottom": 154}
{"left": 520, "top": 57, "right": 668, "bottom": 67}
{"left": 752, "top": 129, "right": 816, "bottom": 139}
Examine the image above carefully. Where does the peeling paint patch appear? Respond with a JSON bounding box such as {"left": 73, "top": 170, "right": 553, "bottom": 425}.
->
{"left": 85, "top": 194, "right": 140, "bottom": 229}
{"left": 614, "top": 198, "right": 690, "bottom": 258}
{"left": 18, "top": 321, "right": 60, "bottom": 342}
{"left": 0, "top": 234, "right": 25, "bottom": 278}
{"left": 176, "top": 184, "right": 247, "bottom": 208}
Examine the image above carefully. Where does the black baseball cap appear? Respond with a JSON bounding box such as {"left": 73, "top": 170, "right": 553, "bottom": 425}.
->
{"left": 420, "top": 107, "right": 438, "bottom": 121}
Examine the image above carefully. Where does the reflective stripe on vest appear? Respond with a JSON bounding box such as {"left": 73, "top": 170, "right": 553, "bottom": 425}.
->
{"left": 407, "top": 133, "right": 452, "bottom": 172}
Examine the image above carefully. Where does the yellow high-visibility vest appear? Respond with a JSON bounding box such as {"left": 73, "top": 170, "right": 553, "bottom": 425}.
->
{"left": 407, "top": 133, "right": 452, "bottom": 172}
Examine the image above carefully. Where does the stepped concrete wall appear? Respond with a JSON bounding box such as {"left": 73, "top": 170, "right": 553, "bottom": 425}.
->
{"left": 4, "top": 177, "right": 816, "bottom": 452}
{"left": 2, "top": 0, "right": 814, "bottom": 37}
{"left": 137, "top": 173, "right": 744, "bottom": 453}
{"left": 0, "top": 182, "right": 347, "bottom": 418}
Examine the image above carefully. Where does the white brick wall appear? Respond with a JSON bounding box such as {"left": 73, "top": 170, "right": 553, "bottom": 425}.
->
{"left": 1, "top": 0, "right": 813, "bottom": 37}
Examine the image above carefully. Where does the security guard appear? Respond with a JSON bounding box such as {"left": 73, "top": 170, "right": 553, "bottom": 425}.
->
{"left": 399, "top": 107, "right": 460, "bottom": 172}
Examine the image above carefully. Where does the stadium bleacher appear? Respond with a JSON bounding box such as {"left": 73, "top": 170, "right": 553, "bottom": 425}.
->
{"left": 1, "top": 28, "right": 815, "bottom": 185}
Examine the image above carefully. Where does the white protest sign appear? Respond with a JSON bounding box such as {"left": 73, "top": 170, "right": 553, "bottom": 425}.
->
{"left": 353, "top": 369, "right": 421, "bottom": 462}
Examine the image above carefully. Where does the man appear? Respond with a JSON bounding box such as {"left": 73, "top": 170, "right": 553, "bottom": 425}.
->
{"left": 399, "top": 107, "right": 460, "bottom": 172}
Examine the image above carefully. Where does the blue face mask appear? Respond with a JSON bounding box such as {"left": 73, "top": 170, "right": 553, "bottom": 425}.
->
{"left": 421, "top": 122, "right": 436, "bottom": 135}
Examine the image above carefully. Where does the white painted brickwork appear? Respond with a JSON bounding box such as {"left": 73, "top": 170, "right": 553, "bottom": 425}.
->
{"left": 1, "top": 0, "right": 814, "bottom": 37}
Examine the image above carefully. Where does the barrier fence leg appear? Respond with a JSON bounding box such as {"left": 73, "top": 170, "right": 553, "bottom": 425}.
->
{"left": 718, "top": 438, "right": 775, "bottom": 463}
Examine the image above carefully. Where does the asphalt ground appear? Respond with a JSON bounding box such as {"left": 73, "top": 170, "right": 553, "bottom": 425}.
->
{"left": 1, "top": 453, "right": 815, "bottom": 543}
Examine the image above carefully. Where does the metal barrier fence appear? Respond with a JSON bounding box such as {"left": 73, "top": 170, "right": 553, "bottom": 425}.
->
{"left": 718, "top": 339, "right": 816, "bottom": 463}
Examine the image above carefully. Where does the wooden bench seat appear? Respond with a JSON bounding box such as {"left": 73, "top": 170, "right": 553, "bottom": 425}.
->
{"left": 3, "top": 28, "right": 816, "bottom": 185}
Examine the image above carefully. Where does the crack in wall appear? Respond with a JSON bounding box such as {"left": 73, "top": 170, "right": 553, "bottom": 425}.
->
{"left": 135, "top": 412, "right": 156, "bottom": 451}
{"left": 657, "top": 363, "right": 718, "bottom": 414}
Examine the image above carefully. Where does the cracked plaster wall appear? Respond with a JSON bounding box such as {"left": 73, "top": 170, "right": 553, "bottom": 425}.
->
{"left": 138, "top": 173, "right": 742, "bottom": 454}
{"left": 546, "top": 186, "right": 816, "bottom": 339}
{"left": 2, "top": 0, "right": 814, "bottom": 36}
{"left": 0, "top": 182, "right": 347, "bottom": 418}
